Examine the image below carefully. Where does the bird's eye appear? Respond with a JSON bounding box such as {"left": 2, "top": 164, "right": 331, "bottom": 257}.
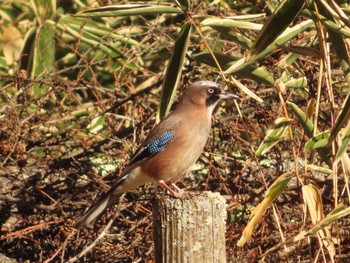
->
{"left": 207, "top": 88, "right": 215, "bottom": 94}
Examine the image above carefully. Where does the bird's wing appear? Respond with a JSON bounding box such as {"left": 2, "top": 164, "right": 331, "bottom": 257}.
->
{"left": 75, "top": 117, "right": 181, "bottom": 227}
{"left": 119, "top": 116, "right": 181, "bottom": 177}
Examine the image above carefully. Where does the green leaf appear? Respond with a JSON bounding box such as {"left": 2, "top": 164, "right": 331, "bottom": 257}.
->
{"left": 238, "top": 172, "right": 293, "bottom": 246}
{"left": 32, "top": 20, "right": 55, "bottom": 78}
{"left": 201, "top": 18, "right": 263, "bottom": 31}
{"left": 314, "top": 1, "right": 350, "bottom": 85}
{"left": 193, "top": 52, "right": 275, "bottom": 85}
{"left": 225, "top": 20, "right": 314, "bottom": 74}
{"left": 255, "top": 117, "right": 291, "bottom": 157}
{"left": 20, "top": 27, "right": 37, "bottom": 72}
{"left": 306, "top": 164, "right": 333, "bottom": 175}
{"left": 266, "top": 172, "right": 294, "bottom": 197}
{"left": 287, "top": 102, "right": 332, "bottom": 166}
{"left": 219, "top": 30, "right": 253, "bottom": 49}
{"left": 0, "top": 6, "right": 15, "bottom": 22}
{"left": 71, "top": 106, "right": 98, "bottom": 117}
{"left": 329, "top": 93, "right": 350, "bottom": 145}
{"left": 287, "top": 102, "right": 314, "bottom": 138}
{"left": 247, "top": 0, "right": 305, "bottom": 60}
{"left": 31, "top": 20, "right": 55, "bottom": 96}
{"left": 305, "top": 130, "right": 330, "bottom": 150}
{"left": 56, "top": 18, "right": 121, "bottom": 57}
{"left": 60, "top": 16, "right": 138, "bottom": 46}
{"left": 75, "top": 4, "right": 182, "bottom": 17}
{"left": 223, "top": 14, "right": 267, "bottom": 21}
{"left": 0, "top": 56, "right": 8, "bottom": 74}
{"left": 302, "top": 9, "right": 350, "bottom": 38}
{"left": 307, "top": 204, "right": 350, "bottom": 234}
{"left": 157, "top": 22, "right": 192, "bottom": 121}
{"left": 284, "top": 77, "right": 308, "bottom": 89}
{"left": 87, "top": 116, "right": 105, "bottom": 134}
{"left": 200, "top": 18, "right": 262, "bottom": 49}
{"left": 31, "top": 0, "right": 56, "bottom": 22}
{"left": 335, "top": 121, "right": 350, "bottom": 163}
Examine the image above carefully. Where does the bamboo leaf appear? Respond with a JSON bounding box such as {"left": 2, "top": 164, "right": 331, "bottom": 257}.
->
{"left": 25, "top": 19, "right": 55, "bottom": 97}
{"left": 278, "top": 52, "right": 300, "bottom": 68}
{"left": 75, "top": 4, "right": 182, "bottom": 17}
{"left": 302, "top": 184, "right": 325, "bottom": 224}
{"left": 256, "top": 117, "right": 292, "bottom": 157}
{"left": 238, "top": 172, "right": 293, "bottom": 246}
{"left": 330, "top": 34, "right": 350, "bottom": 85}
{"left": 305, "top": 130, "right": 330, "bottom": 150}
{"left": 0, "top": 57, "right": 8, "bottom": 75}
{"left": 0, "top": 6, "right": 15, "bottom": 22}
{"left": 302, "top": 184, "right": 335, "bottom": 259}
{"left": 335, "top": 120, "right": 350, "bottom": 163}
{"left": 60, "top": 16, "right": 138, "bottom": 46}
{"left": 315, "top": 2, "right": 350, "bottom": 146}
{"left": 278, "top": 45, "right": 321, "bottom": 58}
{"left": 284, "top": 77, "right": 308, "bottom": 89}
{"left": 308, "top": 204, "right": 350, "bottom": 235}
{"left": 247, "top": 0, "right": 305, "bottom": 60}
{"left": 302, "top": 9, "right": 350, "bottom": 38}
{"left": 225, "top": 20, "right": 314, "bottom": 74}
{"left": 228, "top": 76, "right": 263, "bottom": 103}
{"left": 287, "top": 102, "right": 332, "bottom": 166}
{"left": 20, "top": 27, "right": 37, "bottom": 72}
{"left": 31, "top": 0, "right": 56, "bottom": 23}
{"left": 157, "top": 22, "right": 192, "bottom": 121}
{"left": 262, "top": 204, "right": 350, "bottom": 260}
{"left": 56, "top": 19, "right": 121, "bottom": 57}
{"left": 306, "top": 164, "right": 332, "bottom": 175}
{"left": 287, "top": 102, "right": 314, "bottom": 138}
{"left": 87, "top": 116, "right": 105, "bottom": 134}
{"left": 201, "top": 18, "right": 263, "bottom": 31}
{"left": 32, "top": 20, "right": 55, "bottom": 78}
{"left": 193, "top": 52, "right": 275, "bottom": 85}
{"left": 214, "top": 29, "right": 253, "bottom": 49}
{"left": 329, "top": 93, "right": 350, "bottom": 145}
{"left": 31, "top": 20, "right": 55, "bottom": 96}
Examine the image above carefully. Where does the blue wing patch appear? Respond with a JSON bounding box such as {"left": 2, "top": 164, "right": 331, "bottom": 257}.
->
{"left": 147, "top": 131, "right": 175, "bottom": 154}
{"left": 128, "top": 131, "right": 175, "bottom": 165}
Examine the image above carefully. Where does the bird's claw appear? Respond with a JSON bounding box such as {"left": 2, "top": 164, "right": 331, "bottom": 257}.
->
{"left": 158, "top": 180, "right": 189, "bottom": 199}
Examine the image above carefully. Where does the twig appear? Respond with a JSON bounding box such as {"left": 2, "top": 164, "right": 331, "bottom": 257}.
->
{"left": 0, "top": 194, "right": 56, "bottom": 211}
{"left": 0, "top": 220, "right": 63, "bottom": 241}
{"left": 68, "top": 210, "right": 119, "bottom": 262}
{"left": 43, "top": 229, "right": 78, "bottom": 263}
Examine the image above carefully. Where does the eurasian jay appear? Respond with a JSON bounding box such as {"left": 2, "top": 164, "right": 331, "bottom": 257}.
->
{"left": 76, "top": 80, "right": 238, "bottom": 227}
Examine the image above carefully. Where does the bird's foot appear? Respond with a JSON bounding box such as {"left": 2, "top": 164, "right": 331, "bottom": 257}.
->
{"left": 158, "top": 180, "right": 189, "bottom": 199}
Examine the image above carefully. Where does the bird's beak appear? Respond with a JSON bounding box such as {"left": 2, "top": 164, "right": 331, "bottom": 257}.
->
{"left": 219, "top": 91, "right": 240, "bottom": 101}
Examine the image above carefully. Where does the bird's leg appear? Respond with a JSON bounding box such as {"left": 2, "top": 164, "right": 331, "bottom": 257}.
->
{"left": 158, "top": 180, "right": 177, "bottom": 196}
{"left": 158, "top": 180, "right": 187, "bottom": 199}
{"left": 169, "top": 182, "right": 181, "bottom": 192}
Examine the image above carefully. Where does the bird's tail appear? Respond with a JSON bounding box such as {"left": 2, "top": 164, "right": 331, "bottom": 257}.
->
{"left": 75, "top": 190, "right": 122, "bottom": 228}
{"left": 75, "top": 168, "right": 151, "bottom": 227}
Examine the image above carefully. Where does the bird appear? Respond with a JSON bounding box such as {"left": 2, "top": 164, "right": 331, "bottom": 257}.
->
{"left": 75, "top": 80, "right": 239, "bottom": 227}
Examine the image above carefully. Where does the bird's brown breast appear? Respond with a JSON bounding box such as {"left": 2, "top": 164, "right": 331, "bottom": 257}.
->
{"left": 140, "top": 106, "right": 211, "bottom": 182}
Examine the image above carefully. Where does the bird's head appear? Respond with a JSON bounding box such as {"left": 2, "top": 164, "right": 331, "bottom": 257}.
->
{"left": 184, "top": 80, "right": 239, "bottom": 108}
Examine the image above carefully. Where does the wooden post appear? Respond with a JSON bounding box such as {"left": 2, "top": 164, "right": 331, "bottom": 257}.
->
{"left": 153, "top": 191, "right": 227, "bottom": 263}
